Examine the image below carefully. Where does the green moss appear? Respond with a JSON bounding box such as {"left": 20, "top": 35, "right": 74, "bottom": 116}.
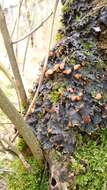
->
{"left": 56, "top": 32, "right": 64, "bottom": 42}
{"left": 17, "top": 137, "right": 27, "bottom": 152}
{"left": 49, "top": 83, "right": 65, "bottom": 104}
{"left": 69, "top": 52, "right": 77, "bottom": 65}
{"left": 62, "top": 5, "right": 70, "bottom": 13}
{"left": 96, "top": 60, "right": 107, "bottom": 70}
{"left": 103, "top": 92, "right": 107, "bottom": 102}
{"left": 70, "top": 58, "right": 76, "bottom": 65}
{"left": 82, "top": 50, "right": 93, "bottom": 57}
{"left": 82, "top": 42, "right": 94, "bottom": 50}
{"left": 49, "top": 90, "right": 60, "bottom": 104}
{"left": 8, "top": 157, "right": 48, "bottom": 190}
{"left": 70, "top": 129, "right": 107, "bottom": 190}
{"left": 75, "top": 15, "right": 81, "bottom": 22}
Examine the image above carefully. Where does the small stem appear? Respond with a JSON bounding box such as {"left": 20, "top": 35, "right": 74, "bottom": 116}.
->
{"left": 12, "top": 12, "right": 53, "bottom": 44}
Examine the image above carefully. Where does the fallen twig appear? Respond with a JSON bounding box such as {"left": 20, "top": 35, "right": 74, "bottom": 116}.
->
{"left": 0, "top": 135, "right": 32, "bottom": 172}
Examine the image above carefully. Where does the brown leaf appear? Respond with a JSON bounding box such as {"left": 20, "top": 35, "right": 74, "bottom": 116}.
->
{"left": 53, "top": 64, "right": 60, "bottom": 72}
{"left": 63, "top": 69, "right": 72, "bottom": 75}
{"left": 67, "top": 120, "right": 72, "bottom": 128}
{"left": 82, "top": 115, "right": 91, "bottom": 124}
{"left": 74, "top": 73, "right": 82, "bottom": 80}
{"left": 95, "top": 93, "right": 102, "bottom": 100}
{"left": 59, "top": 62, "right": 65, "bottom": 70}
{"left": 81, "top": 61, "right": 86, "bottom": 66}
{"left": 70, "top": 95, "right": 81, "bottom": 101}
{"left": 48, "top": 128, "right": 53, "bottom": 133}
{"left": 67, "top": 87, "right": 74, "bottom": 93}
{"left": 74, "top": 64, "right": 81, "bottom": 70}
{"left": 45, "top": 69, "right": 54, "bottom": 77}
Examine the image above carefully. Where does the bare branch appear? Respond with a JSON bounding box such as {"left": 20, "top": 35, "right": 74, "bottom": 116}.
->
{"left": 0, "top": 61, "right": 21, "bottom": 110}
{"left": 0, "top": 4, "right": 28, "bottom": 108}
{"left": 10, "top": 0, "right": 24, "bottom": 38}
{"left": 16, "top": 0, "right": 24, "bottom": 56}
{"left": 25, "top": 0, "right": 59, "bottom": 117}
{"left": 0, "top": 135, "right": 32, "bottom": 171}
{"left": 12, "top": 12, "right": 53, "bottom": 44}
{"left": 22, "top": 0, "right": 32, "bottom": 74}
{"left": 0, "top": 122, "right": 12, "bottom": 124}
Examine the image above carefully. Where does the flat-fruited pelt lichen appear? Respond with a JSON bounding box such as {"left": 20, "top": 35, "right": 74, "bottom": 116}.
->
{"left": 27, "top": 0, "right": 107, "bottom": 156}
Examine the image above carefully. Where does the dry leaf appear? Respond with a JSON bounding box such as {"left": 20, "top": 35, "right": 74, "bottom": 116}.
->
{"left": 74, "top": 74, "right": 82, "bottom": 80}
{"left": 67, "top": 120, "right": 72, "bottom": 128}
{"left": 67, "top": 87, "right": 74, "bottom": 93}
{"left": 70, "top": 95, "right": 81, "bottom": 101}
{"left": 48, "top": 128, "right": 53, "bottom": 133}
{"left": 74, "top": 64, "right": 81, "bottom": 70}
{"left": 82, "top": 115, "right": 91, "bottom": 124}
{"left": 59, "top": 62, "right": 65, "bottom": 70}
{"left": 63, "top": 69, "right": 72, "bottom": 75}
{"left": 45, "top": 69, "right": 54, "bottom": 77}
{"left": 95, "top": 93, "right": 102, "bottom": 100}
{"left": 81, "top": 61, "right": 86, "bottom": 66}
{"left": 53, "top": 64, "right": 60, "bottom": 71}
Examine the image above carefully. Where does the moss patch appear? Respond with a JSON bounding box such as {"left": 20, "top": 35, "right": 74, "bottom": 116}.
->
{"left": 8, "top": 157, "right": 48, "bottom": 190}
{"left": 49, "top": 82, "right": 65, "bottom": 104}
{"left": 70, "top": 129, "right": 107, "bottom": 190}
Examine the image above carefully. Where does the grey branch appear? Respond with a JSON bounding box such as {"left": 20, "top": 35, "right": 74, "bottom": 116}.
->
{"left": 0, "top": 135, "right": 32, "bottom": 171}
{"left": 12, "top": 12, "right": 53, "bottom": 44}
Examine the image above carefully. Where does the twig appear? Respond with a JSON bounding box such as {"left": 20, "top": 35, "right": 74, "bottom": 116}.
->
{"left": 0, "top": 4, "right": 28, "bottom": 108}
{"left": 22, "top": 37, "right": 29, "bottom": 73}
{"left": 15, "top": 0, "right": 24, "bottom": 56}
{"left": 11, "top": 57, "right": 46, "bottom": 143}
{"left": 12, "top": 12, "right": 53, "bottom": 44}
{"left": 10, "top": 0, "right": 59, "bottom": 142}
{"left": 10, "top": 19, "right": 17, "bottom": 38}
{"left": 0, "top": 61, "right": 21, "bottom": 111}
{"left": 11, "top": 131, "right": 19, "bottom": 143}
{"left": 22, "top": 0, "right": 33, "bottom": 74}
{"left": 0, "top": 122, "right": 12, "bottom": 124}
{"left": 25, "top": 0, "right": 59, "bottom": 118}
{"left": 64, "top": 0, "right": 69, "bottom": 6}
{"left": 11, "top": 0, "right": 24, "bottom": 38}
{"left": 0, "top": 135, "right": 32, "bottom": 171}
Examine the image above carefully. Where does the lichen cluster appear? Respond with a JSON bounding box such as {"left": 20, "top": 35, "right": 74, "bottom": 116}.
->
{"left": 27, "top": 0, "right": 107, "bottom": 155}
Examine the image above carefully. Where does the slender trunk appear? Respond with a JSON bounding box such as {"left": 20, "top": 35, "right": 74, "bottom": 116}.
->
{"left": 0, "top": 4, "right": 28, "bottom": 108}
{"left": 0, "top": 88, "right": 43, "bottom": 164}
{"left": 0, "top": 62, "right": 21, "bottom": 109}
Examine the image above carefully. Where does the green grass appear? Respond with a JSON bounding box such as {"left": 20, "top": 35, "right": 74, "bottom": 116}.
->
{"left": 8, "top": 157, "right": 48, "bottom": 190}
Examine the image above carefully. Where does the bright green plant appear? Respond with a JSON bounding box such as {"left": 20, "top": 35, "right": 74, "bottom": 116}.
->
{"left": 70, "top": 129, "right": 107, "bottom": 190}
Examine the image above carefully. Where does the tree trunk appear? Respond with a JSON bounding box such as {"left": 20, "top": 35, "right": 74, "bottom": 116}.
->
{"left": 0, "top": 88, "right": 43, "bottom": 164}
{"left": 0, "top": 62, "right": 21, "bottom": 109}
{"left": 0, "top": 4, "right": 28, "bottom": 108}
